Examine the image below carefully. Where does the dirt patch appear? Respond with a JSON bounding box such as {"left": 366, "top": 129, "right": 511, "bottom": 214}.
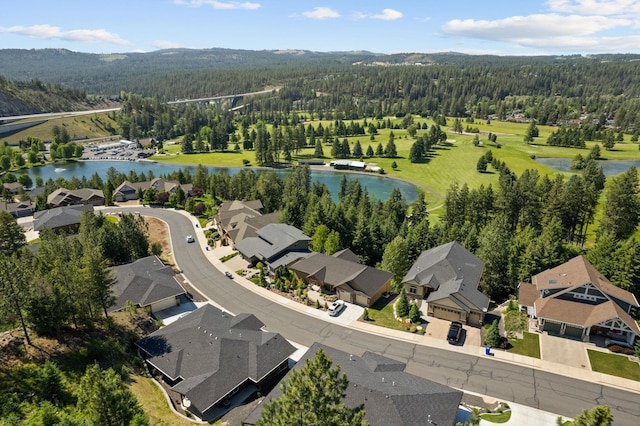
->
{"left": 145, "top": 216, "right": 174, "bottom": 266}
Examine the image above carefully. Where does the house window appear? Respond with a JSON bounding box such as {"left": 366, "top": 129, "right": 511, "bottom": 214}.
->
{"left": 408, "top": 286, "right": 417, "bottom": 294}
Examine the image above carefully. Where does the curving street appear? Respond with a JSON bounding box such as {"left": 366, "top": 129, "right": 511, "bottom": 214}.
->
{"left": 110, "top": 206, "right": 640, "bottom": 424}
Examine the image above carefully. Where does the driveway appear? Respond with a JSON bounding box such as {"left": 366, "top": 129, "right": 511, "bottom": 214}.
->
{"left": 539, "top": 332, "right": 591, "bottom": 369}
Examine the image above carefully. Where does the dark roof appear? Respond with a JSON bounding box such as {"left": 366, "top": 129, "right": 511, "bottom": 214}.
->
{"left": 110, "top": 256, "right": 185, "bottom": 311}
{"left": 136, "top": 304, "right": 295, "bottom": 415}
{"left": 333, "top": 248, "right": 361, "bottom": 263}
{"left": 244, "top": 343, "right": 462, "bottom": 426}
{"left": 235, "top": 223, "right": 311, "bottom": 262}
{"left": 290, "top": 252, "right": 393, "bottom": 298}
{"left": 33, "top": 204, "right": 93, "bottom": 231}
{"left": 403, "top": 241, "right": 489, "bottom": 312}
{"left": 0, "top": 200, "right": 35, "bottom": 215}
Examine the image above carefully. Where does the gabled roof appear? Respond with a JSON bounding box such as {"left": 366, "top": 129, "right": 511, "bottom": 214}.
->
{"left": 333, "top": 248, "right": 360, "bottom": 263}
{"left": 0, "top": 201, "right": 35, "bottom": 215}
{"left": 535, "top": 297, "right": 640, "bottom": 334}
{"left": 218, "top": 199, "right": 263, "bottom": 213}
{"left": 244, "top": 343, "right": 462, "bottom": 426}
{"left": 136, "top": 304, "right": 295, "bottom": 415}
{"left": 532, "top": 256, "right": 639, "bottom": 307}
{"left": 47, "top": 187, "right": 104, "bottom": 206}
{"left": 3, "top": 182, "right": 24, "bottom": 193}
{"left": 403, "top": 241, "right": 489, "bottom": 312}
{"left": 290, "top": 252, "right": 393, "bottom": 299}
{"left": 517, "top": 282, "right": 539, "bottom": 307}
{"left": 33, "top": 204, "right": 93, "bottom": 231}
{"left": 110, "top": 255, "right": 185, "bottom": 311}
{"left": 235, "top": 223, "right": 311, "bottom": 262}
{"left": 115, "top": 178, "right": 191, "bottom": 196}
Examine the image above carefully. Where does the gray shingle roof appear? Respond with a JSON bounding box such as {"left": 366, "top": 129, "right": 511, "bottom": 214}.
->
{"left": 33, "top": 204, "right": 93, "bottom": 231}
{"left": 244, "top": 342, "right": 462, "bottom": 426}
{"left": 110, "top": 255, "right": 185, "bottom": 311}
{"left": 235, "top": 223, "right": 311, "bottom": 263}
{"left": 290, "top": 252, "right": 393, "bottom": 299}
{"left": 136, "top": 304, "right": 295, "bottom": 416}
{"left": 403, "top": 241, "right": 489, "bottom": 312}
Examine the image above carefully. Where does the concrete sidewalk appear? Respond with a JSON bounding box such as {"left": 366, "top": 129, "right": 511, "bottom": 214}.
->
{"left": 144, "top": 207, "right": 640, "bottom": 396}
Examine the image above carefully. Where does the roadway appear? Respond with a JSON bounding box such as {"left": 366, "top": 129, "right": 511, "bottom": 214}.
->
{"left": 112, "top": 206, "right": 639, "bottom": 425}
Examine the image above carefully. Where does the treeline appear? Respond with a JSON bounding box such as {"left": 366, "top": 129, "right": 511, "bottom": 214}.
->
{"left": 4, "top": 51, "right": 640, "bottom": 133}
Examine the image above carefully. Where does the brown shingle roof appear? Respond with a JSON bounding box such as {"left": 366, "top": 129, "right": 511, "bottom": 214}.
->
{"left": 518, "top": 282, "right": 539, "bottom": 307}
{"left": 532, "top": 256, "right": 639, "bottom": 307}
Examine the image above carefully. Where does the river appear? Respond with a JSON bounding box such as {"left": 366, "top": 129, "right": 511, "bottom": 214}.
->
{"left": 27, "top": 160, "right": 419, "bottom": 203}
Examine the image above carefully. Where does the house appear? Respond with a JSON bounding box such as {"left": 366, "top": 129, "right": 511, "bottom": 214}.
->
{"left": 113, "top": 178, "right": 193, "bottom": 203}
{"left": 214, "top": 200, "right": 279, "bottom": 246}
{"left": 33, "top": 204, "right": 94, "bottom": 233}
{"left": 111, "top": 255, "right": 185, "bottom": 313}
{"left": 235, "top": 223, "right": 312, "bottom": 272}
{"left": 402, "top": 242, "right": 489, "bottom": 326}
{"left": 0, "top": 200, "right": 36, "bottom": 218}
{"left": 289, "top": 249, "right": 393, "bottom": 307}
{"left": 135, "top": 304, "right": 296, "bottom": 421}
{"left": 244, "top": 342, "right": 463, "bottom": 426}
{"left": 518, "top": 256, "right": 640, "bottom": 346}
{"left": 47, "top": 187, "right": 105, "bottom": 208}
{"left": 3, "top": 182, "right": 24, "bottom": 194}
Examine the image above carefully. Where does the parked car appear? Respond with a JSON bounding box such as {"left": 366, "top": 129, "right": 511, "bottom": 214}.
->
{"left": 447, "top": 321, "right": 463, "bottom": 344}
{"left": 224, "top": 271, "right": 233, "bottom": 279}
{"left": 328, "top": 300, "right": 346, "bottom": 316}
{"left": 186, "top": 235, "right": 195, "bottom": 243}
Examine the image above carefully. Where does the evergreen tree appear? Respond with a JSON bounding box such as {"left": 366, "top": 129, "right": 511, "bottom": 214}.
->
{"left": 365, "top": 145, "right": 374, "bottom": 157}
{"left": 563, "top": 406, "right": 613, "bottom": 426}
{"left": 396, "top": 288, "right": 409, "bottom": 317}
{"left": 324, "top": 230, "right": 341, "bottom": 255}
{"left": 311, "top": 224, "right": 330, "bottom": 253}
{"left": 314, "top": 139, "right": 324, "bottom": 157}
{"left": 409, "top": 303, "right": 421, "bottom": 323}
{"left": 0, "top": 211, "right": 27, "bottom": 255}
{"left": 385, "top": 140, "right": 397, "bottom": 158}
{"left": 598, "top": 167, "right": 640, "bottom": 241}
{"left": 352, "top": 140, "right": 363, "bottom": 158}
{"left": 485, "top": 320, "right": 501, "bottom": 347}
{"left": 257, "top": 349, "right": 367, "bottom": 426}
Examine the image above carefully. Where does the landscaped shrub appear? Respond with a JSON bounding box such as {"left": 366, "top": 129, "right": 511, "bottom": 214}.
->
{"left": 608, "top": 344, "right": 634, "bottom": 355}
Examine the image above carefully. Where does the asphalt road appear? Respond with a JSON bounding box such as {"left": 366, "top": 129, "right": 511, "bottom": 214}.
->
{"left": 113, "top": 206, "right": 639, "bottom": 425}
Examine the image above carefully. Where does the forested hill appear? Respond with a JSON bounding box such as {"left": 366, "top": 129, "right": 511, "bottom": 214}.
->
{"left": 0, "top": 75, "right": 110, "bottom": 117}
{"left": 1, "top": 47, "right": 640, "bottom": 99}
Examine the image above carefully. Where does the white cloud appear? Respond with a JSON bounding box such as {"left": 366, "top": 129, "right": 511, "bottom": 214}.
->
{"left": 513, "top": 34, "right": 640, "bottom": 51}
{"left": 546, "top": 0, "right": 640, "bottom": 15}
{"left": 442, "top": 14, "right": 629, "bottom": 40}
{"left": 174, "top": 0, "right": 260, "bottom": 10}
{"left": 302, "top": 7, "right": 340, "bottom": 19}
{"left": 152, "top": 40, "right": 184, "bottom": 49}
{"left": 0, "top": 24, "right": 129, "bottom": 45}
{"left": 371, "top": 8, "right": 403, "bottom": 21}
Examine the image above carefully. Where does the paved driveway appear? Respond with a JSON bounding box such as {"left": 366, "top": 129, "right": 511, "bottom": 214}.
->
{"left": 539, "top": 332, "right": 590, "bottom": 369}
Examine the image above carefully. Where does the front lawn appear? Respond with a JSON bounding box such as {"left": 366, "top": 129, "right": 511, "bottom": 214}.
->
{"left": 587, "top": 350, "right": 640, "bottom": 381}
{"left": 361, "top": 297, "right": 405, "bottom": 331}
{"left": 507, "top": 332, "right": 541, "bottom": 358}
{"left": 480, "top": 410, "right": 512, "bottom": 423}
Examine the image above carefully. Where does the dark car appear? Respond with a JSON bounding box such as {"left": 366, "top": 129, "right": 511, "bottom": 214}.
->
{"left": 224, "top": 271, "right": 233, "bottom": 279}
{"left": 447, "top": 321, "right": 463, "bottom": 344}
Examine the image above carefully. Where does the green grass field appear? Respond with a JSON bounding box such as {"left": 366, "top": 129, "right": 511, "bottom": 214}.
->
{"left": 587, "top": 349, "right": 640, "bottom": 381}
{"left": 363, "top": 297, "right": 405, "bottom": 331}
{"left": 2, "top": 112, "right": 119, "bottom": 144}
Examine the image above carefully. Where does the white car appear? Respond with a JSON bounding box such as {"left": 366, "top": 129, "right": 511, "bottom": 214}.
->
{"left": 328, "top": 300, "right": 346, "bottom": 316}
{"left": 186, "top": 235, "right": 195, "bottom": 243}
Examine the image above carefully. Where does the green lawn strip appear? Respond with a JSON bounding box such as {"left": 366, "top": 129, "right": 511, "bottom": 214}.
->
{"left": 480, "top": 410, "right": 512, "bottom": 423}
{"left": 587, "top": 349, "right": 640, "bottom": 381}
{"left": 127, "top": 374, "right": 195, "bottom": 426}
{"left": 362, "top": 298, "right": 405, "bottom": 331}
{"left": 507, "top": 332, "right": 541, "bottom": 358}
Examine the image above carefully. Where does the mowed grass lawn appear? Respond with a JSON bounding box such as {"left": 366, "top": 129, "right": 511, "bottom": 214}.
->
{"left": 362, "top": 297, "right": 405, "bottom": 331}
{"left": 587, "top": 350, "right": 640, "bottom": 381}
{"left": 507, "top": 332, "right": 541, "bottom": 359}
{"left": 127, "top": 374, "right": 196, "bottom": 426}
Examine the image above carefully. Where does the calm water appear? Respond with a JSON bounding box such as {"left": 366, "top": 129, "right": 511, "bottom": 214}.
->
{"left": 27, "top": 161, "right": 419, "bottom": 203}
{"left": 535, "top": 158, "right": 640, "bottom": 176}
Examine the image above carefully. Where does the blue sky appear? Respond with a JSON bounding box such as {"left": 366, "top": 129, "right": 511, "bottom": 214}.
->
{"left": 2, "top": 0, "right": 640, "bottom": 55}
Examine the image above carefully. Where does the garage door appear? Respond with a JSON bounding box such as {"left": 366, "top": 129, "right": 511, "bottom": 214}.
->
{"left": 432, "top": 306, "right": 462, "bottom": 322}
{"left": 543, "top": 321, "right": 562, "bottom": 335}
{"left": 564, "top": 325, "right": 584, "bottom": 339}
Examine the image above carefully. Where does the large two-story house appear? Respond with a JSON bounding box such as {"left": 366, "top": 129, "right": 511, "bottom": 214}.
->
{"left": 401, "top": 241, "right": 489, "bottom": 326}
{"left": 518, "top": 256, "right": 640, "bottom": 346}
